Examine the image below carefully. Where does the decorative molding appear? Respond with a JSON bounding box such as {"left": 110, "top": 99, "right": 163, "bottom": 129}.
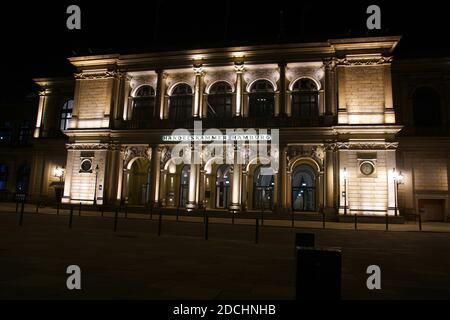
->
{"left": 337, "top": 56, "right": 393, "bottom": 66}
{"left": 121, "top": 145, "right": 152, "bottom": 164}
{"left": 74, "top": 71, "right": 118, "bottom": 80}
{"left": 334, "top": 142, "right": 399, "bottom": 150}
{"left": 66, "top": 143, "right": 111, "bottom": 150}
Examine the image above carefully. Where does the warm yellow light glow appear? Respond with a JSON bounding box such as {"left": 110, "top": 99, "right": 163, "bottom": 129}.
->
{"left": 53, "top": 166, "right": 65, "bottom": 179}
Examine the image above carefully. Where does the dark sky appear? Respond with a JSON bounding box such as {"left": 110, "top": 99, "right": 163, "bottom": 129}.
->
{"left": 1, "top": 0, "right": 449, "bottom": 103}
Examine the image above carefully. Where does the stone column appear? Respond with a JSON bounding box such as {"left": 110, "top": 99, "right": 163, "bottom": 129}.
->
{"left": 121, "top": 76, "right": 132, "bottom": 120}
{"left": 278, "top": 63, "right": 286, "bottom": 117}
{"left": 186, "top": 145, "right": 200, "bottom": 211}
{"left": 324, "top": 58, "right": 337, "bottom": 116}
{"left": 34, "top": 90, "right": 49, "bottom": 138}
{"left": 150, "top": 146, "right": 162, "bottom": 206}
{"left": 234, "top": 61, "right": 245, "bottom": 117}
{"left": 230, "top": 144, "right": 243, "bottom": 212}
{"left": 62, "top": 149, "right": 74, "bottom": 203}
{"left": 325, "top": 147, "right": 335, "bottom": 208}
{"left": 336, "top": 64, "right": 348, "bottom": 124}
{"left": 277, "top": 145, "right": 287, "bottom": 212}
{"left": 155, "top": 70, "right": 167, "bottom": 120}
{"left": 242, "top": 170, "right": 248, "bottom": 211}
{"left": 384, "top": 61, "right": 396, "bottom": 124}
{"left": 193, "top": 63, "right": 204, "bottom": 118}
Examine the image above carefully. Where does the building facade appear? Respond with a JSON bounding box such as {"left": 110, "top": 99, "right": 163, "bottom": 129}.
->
{"left": 5, "top": 36, "right": 448, "bottom": 220}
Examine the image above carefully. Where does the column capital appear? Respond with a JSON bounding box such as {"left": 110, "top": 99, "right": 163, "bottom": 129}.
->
{"left": 234, "top": 61, "right": 245, "bottom": 73}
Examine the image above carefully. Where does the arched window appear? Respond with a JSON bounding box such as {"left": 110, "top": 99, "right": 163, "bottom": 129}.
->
{"left": 169, "top": 84, "right": 193, "bottom": 122}
{"left": 179, "top": 165, "right": 190, "bottom": 207}
{"left": 60, "top": 99, "right": 74, "bottom": 130}
{"left": 216, "top": 165, "right": 231, "bottom": 208}
{"left": 412, "top": 87, "right": 441, "bottom": 126}
{"left": 0, "top": 163, "right": 8, "bottom": 190}
{"left": 292, "top": 164, "right": 316, "bottom": 212}
{"left": 132, "top": 85, "right": 155, "bottom": 121}
{"left": 253, "top": 165, "right": 275, "bottom": 210}
{"left": 291, "top": 78, "right": 319, "bottom": 119}
{"left": 208, "top": 82, "right": 233, "bottom": 118}
{"left": 248, "top": 80, "right": 275, "bottom": 117}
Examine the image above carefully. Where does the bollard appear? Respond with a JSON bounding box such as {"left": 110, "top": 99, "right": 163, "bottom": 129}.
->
{"left": 232, "top": 210, "right": 235, "bottom": 225}
{"left": 354, "top": 214, "right": 357, "bottom": 230}
{"left": 255, "top": 218, "right": 259, "bottom": 244}
{"left": 176, "top": 206, "right": 179, "bottom": 222}
{"left": 69, "top": 206, "right": 74, "bottom": 229}
{"left": 158, "top": 212, "right": 162, "bottom": 237}
{"left": 291, "top": 211, "right": 295, "bottom": 228}
{"left": 322, "top": 210, "right": 326, "bottom": 229}
{"left": 113, "top": 208, "right": 119, "bottom": 232}
{"left": 18, "top": 201, "right": 25, "bottom": 226}
{"left": 204, "top": 214, "right": 209, "bottom": 241}
{"left": 101, "top": 205, "right": 104, "bottom": 217}
{"left": 78, "top": 202, "right": 82, "bottom": 216}
{"left": 261, "top": 206, "right": 265, "bottom": 226}
{"left": 57, "top": 201, "right": 60, "bottom": 215}
{"left": 418, "top": 214, "right": 422, "bottom": 231}
{"left": 385, "top": 213, "right": 389, "bottom": 231}
{"left": 36, "top": 199, "right": 39, "bottom": 213}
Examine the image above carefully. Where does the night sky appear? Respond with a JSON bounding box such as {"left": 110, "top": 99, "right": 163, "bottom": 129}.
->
{"left": 1, "top": 0, "right": 449, "bottom": 103}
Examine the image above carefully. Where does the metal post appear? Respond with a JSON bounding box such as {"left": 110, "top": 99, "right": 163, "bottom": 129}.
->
{"left": 291, "top": 210, "right": 295, "bottom": 228}
{"left": 57, "top": 201, "right": 60, "bottom": 215}
{"left": 158, "top": 212, "right": 162, "bottom": 236}
{"left": 69, "top": 206, "right": 74, "bottom": 229}
{"left": 322, "top": 209, "right": 325, "bottom": 229}
{"left": 101, "top": 205, "right": 104, "bottom": 217}
{"left": 19, "top": 201, "right": 25, "bottom": 226}
{"left": 344, "top": 176, "right": 347, "bottom": 216}
{"left": 255, "top": 218, "right": 259, "bottom": 244}
{"left": 232, "top": 210, "right": 235, "bottom": 225}
{"left": 78, "top": 202, "right": 82, "bottom": 216}
{"left": 394, "top": 179, "right": 398, "bottom": 217}
{"left": 418, "top": 214, "right": 422, "bottom": 231}
{"left": 204, "top": 214, "right": 209, "bottom": 241}
{"left": 354, "top": 214, "right": 357, "bottom": 230}
{"left": 113, "top": 207, "right": 118, "bottom": 232}
{"left": 176, "top": 205, "right": 179, "bottom": 221}
{"left": 36, "top": 198, "right": 39, "bottom": 213}
{"left": 385, "top": 213, "right": 389, "bottom": 231}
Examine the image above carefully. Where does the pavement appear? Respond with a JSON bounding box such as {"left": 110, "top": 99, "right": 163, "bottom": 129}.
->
{"left": 1, "top": 202, "right": 450, "bottom": 299}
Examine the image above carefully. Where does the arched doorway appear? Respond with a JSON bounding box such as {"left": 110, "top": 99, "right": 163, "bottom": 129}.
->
{"left": 216, "top": 165, "right": 231, "bottom": 209}
{"left": 128, "top": 158, "right": 151, "bottom": 205}
{"left": 292, "top": 164, "right": 316, "bottom": 212}
{"left": 253, "top": 165, "right": 274, "bottom": 210}
{"left": 179, "top": 165, "right": 190, "bottom": 207}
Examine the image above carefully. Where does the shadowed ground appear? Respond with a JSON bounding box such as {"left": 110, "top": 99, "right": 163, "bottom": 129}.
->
{"left": 1, "top": 208, "right": 450, "bottom": 300}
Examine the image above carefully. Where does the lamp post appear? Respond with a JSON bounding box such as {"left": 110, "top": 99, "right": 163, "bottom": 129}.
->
{"left": 94, "top": 164, "right": 99, "bottom": 205}
{"left": 392, "top": 168, "right": 404, "bottom": 217}
{"left": 343, "top": 167, "right": 348, "bottom": 216}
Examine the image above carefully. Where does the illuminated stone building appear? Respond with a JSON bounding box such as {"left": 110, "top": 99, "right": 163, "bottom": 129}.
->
{"left": 6, "top": 36, "right": 448, "bottom": 220}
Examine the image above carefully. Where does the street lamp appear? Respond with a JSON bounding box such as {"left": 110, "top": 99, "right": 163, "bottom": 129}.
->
{"left": 342, "top": 167, "right": 348, "bottom": 216}
{"left": 392, "top": 168, "right": 404, "bottom": 217}
{"left": 94, "top": 164, "right": 99, "bottom": 205}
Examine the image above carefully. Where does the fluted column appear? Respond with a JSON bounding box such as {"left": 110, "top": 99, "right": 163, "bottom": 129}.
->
{"left": 234, "top": 60, "right": 245, "bottom": 117}
{"left": 277, "top": 145, "right": 288, "bottom": 212}
{"left": 230, "top": 144, "right": 243, "bottom": 212}
{"left": 193, "top": 63, "right": 204, "bottom": 118}
{"left": 155, "top": 70, "right": 167, "bottom": 119}
{"left": 186, "top": 145, "right": 200, "bottom": 211}
{"left": 150, "top": 146, "right": 162, "bottom": 205}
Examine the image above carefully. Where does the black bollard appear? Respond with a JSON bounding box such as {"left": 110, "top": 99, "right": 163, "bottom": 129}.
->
{"left": 18, "top": 201, "right": 25, "bottom": 226}
{"left": 385, "top": 213, "right": 389, "bottom": 231}
{"left": 158, "top": 213, "right": 162, "bottom": 236}
{"left": 232, "top": 211, "right": 235, "bottom": 225}
{"left": 354, "top": 214, "right": 357, "bottom": 230}
{"left": 418, "top": 214, "right": 422, "bottom": 231}
{"left": 255, "top": 218, "right": 259, "bottom": 244}
{"left": 57, "top": 201, "right": 60, "bottom": 215}
{"left": 291, "top": 211, "right": 295, "bottom": 228}
{"left": 176, "top": 206, "right": 179, "bottom": 221}
{"left": 69, "top": 206, "right": 74, "bottom": 229}
{"left": 101, "top": 205, "right": 104, "bottom": 217}
{"left": 322, "top": 210, "right": 326, "bottom": 229}
{"left": 35, "top": 199, "right": 39, "bottom": 213}
{"left": 113, "top": 208, "right": 119, "bottom": 232}
{"left": 78, "top": 202, "right": 82, "bottom": 216}
{"left": 204, "top": 214, "right": 209, "bottom": 241}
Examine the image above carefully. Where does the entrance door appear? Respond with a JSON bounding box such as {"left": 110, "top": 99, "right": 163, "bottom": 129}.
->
{"left": 292, "top": 164, "right": 316, "bottom": 212}
{"left": 179, "top": 165, "right": 190, "bottom": 207}
{"left": 253, "top": 165, "right": 274, "bottom": 210}
{"left": 418, "top": 199, "right": 445, "bottom": 221}
{"left": 216, "top": 165, "right": 231, "bottom": 209}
